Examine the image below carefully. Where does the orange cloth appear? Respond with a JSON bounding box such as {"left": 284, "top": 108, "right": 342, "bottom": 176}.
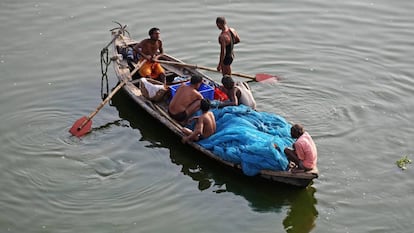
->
{"left": 139, "top": 60, "right": 165, "bottom": 79}
{"left": 294, "top": 132, "right": 317, "bottom": 169}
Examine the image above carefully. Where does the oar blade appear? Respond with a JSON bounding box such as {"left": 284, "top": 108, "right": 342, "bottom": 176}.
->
{"left": 69, "top": 116, "right": 92, "bottom": 137}
{"left": 255, "top": 73, "right": 280, "bottom": 83}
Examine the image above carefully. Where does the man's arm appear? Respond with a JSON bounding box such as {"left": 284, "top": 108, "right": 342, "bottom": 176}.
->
{"left": 195, "top": 91, "right": 204, "bottom": 100}
{"left": 232, "top": 28, "right": 241, "bottom": 44}
{"left": 217, "top": 36, "right": 226, "bottom": 71}
{"left": 218, "top": 88, "right": 238, "bottom": 107}
{"left": 133, "top": 40, "right": 152, "bottom": 60}
{"left": 182, "top": 119, "right": 204, "bottom": 143}
{"left": 158, "top": 40, "right": 163, "bottom": 54}
{"left": 153, "top": 40, "right": 163, "bottom": 61}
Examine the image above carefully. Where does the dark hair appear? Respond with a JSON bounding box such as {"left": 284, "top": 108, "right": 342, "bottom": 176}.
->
{"left": 190, "top": 75, "right": 203, "bottom": 85}
{"left": 200, "top": 99, "right": 211, "bottom": 112}
{"left": 216, "top": 17, "right": 226, "bottom": 25}
{"left": 221, "top": 75, "right": 234, "bottom": 87}
{"left": 148, "top": 27, "right": 160, "bottom": 36}
{"left": 291, "top": 124, "right": 305, "bottom": 136}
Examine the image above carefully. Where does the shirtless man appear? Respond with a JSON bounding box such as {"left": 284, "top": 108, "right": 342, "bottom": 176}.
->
{"left": 168, "top": 75, "right": 203, "bottom": 123}
{"left": 216, "top": 17, "right": 241, "bottom": 75}
{"left": 181, "top": 99, "right": 216, "bottom": 143}
{"left": 217, "top": 75, "right": 256, "bottom": 109}
{"left": 133, "top": 27, "right": 168, "bottom": 83}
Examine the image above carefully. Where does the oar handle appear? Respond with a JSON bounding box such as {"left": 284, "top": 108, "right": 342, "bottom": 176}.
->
{"left": 77, "top": 78, "right": 128, "bottom": 130}
{"left": 85, "top": 60, "right": 146, "bottom": 121}
{"left": 130, "top": 59, "right": 145, "bottom": 76}
{"left": 152, "top": 103, "right": 185, "bottom": 135}
{"left": 227, "top": 72, "right": 255, "bottom": 80}
{"left": 155, "top": 59, "right": 196, "bottom": 68}
{"left": 155, "top": 59, "right": 256, "bottom": 80}
{"left": 75, "top": 60, "right": 146, "bottom": 132}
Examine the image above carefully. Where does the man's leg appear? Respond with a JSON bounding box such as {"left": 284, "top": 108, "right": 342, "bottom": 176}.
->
{"left": 284, "top": 148, "right": 303, "bottom": 169}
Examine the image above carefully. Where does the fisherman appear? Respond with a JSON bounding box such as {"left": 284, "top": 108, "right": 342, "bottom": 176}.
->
{"left": 279, "top": 124, "right": 318, "bottom": 172}
{"left": 181, "top": 99, "right": 216, "bottom": 143}
{"left": 168, "top": 75, "right": 204, "bottom": 124}
{"left": 133, "top": 27, "right": 170, "bottom": 83}
{"left": 216, "top": 16, "right": 241, "bottom": 76}
{"left": 216, "top": 75, "right": 256, "bottom": 110}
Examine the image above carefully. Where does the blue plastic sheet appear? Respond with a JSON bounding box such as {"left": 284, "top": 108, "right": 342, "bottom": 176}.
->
{"left": 196, "top": 105, "right": 294, "bottom": 176}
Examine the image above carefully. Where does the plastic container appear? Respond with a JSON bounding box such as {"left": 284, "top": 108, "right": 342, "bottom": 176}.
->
{"left": 169, "top": 82, "right": 214, "bottom": 100}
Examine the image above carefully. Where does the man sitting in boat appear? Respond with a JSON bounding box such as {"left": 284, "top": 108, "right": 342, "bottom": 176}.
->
{"left": 216, "top": 75, "right": 256, "bottom": 109}
{"left": 281, "top": 124, "right": 318, "bottom": 172}
{"left": 132, "top": 27, "right": 169, "bottom": 84}
{"left": 181, "top": 99, "right": 216, "bottom": 143}
{"left": 168, "top": 75, "right": 204, "bottom": 124}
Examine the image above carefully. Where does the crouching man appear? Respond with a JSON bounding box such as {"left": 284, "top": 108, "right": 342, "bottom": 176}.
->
{"left": 283, "top": 124, "right": 317, "bottom": 172}
{"left": 181, "top": 99, "right": 216, "bottom": 143}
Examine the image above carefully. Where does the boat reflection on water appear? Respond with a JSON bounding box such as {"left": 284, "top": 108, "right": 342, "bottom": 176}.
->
{"left": 111, "top": 89, "right": 318, "bottom": 233}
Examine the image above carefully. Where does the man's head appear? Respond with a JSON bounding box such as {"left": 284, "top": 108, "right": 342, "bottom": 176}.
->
{"left": 148, "top": 27, "right": 160, "bottom": 40}
{"left": 190, "top": 75, "right": 203, "bottom": 88}
{"left": 221, "top": 75, "right": 234, "bottom": 89}
{"left": 200, "top": 99, "right": 211, "bottom": 112}
{"left": 291, "top": 124, "right": 305, "bottom": 139}
{"left": 216, "top": 17, "right": 226, "bottom": 29}
{"left": 190, "top": 75, "right": 203, "bottom": 90}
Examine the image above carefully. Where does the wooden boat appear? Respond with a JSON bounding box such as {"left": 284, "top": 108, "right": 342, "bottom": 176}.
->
{"left": 108, "top": 25, "right": 318, "bottom": 188}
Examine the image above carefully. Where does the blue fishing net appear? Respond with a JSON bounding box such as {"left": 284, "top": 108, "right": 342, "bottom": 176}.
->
{"left": 197, "top": 105, "right": 294, "bottom": 176}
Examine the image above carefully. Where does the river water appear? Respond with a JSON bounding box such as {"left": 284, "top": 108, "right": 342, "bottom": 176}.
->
{"left": 1, "top": 0, "right": 413, "bottom": 232}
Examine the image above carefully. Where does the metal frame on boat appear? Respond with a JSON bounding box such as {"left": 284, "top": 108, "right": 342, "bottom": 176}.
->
{"left": 109, "top": 25, "right": 318, "bottom": 188}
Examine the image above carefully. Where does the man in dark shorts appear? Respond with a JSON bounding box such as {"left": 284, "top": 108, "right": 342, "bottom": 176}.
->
{"left": 168, "top": 75, "right": 204, "bottom": 123}
{"left": 216, "top": 17, "right": 241, "bottom": 75}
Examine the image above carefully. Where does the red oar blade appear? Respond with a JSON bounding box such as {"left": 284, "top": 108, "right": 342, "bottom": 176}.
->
{"left": 69, "top": 116, "right": 92, "bottom": 137}
{"left": 255, "top": 73, "right": 280, "bottom": 83}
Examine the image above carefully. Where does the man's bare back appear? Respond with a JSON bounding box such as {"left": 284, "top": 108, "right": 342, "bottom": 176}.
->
{"left": 168, "top": 76, "right": 203, "bottom": 122}
{"left": 182, "top": 99, "right": 216, "bottom": 143}
{"left": 198, "top": 111, "right": 216, "bottom": 137}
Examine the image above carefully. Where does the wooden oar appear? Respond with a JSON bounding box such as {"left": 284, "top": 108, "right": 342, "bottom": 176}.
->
{"left": 69, "top": 61, "right": 144, "bottom": 137}
{"left": 155, "top": 59, "right": 279, "bottom": 82}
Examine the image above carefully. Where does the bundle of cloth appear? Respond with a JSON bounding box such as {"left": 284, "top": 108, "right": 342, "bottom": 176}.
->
{"left": 197, "top": 105, "right": 294, "bottom": 176}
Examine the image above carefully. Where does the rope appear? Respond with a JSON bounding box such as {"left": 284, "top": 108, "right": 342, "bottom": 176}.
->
{"left": 100, "top": 47, "right": 110, "bottom": 100}
{"left": 99, "top": 22, "right": 130, "bottom": 100}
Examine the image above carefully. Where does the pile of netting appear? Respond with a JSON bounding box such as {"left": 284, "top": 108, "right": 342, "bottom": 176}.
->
{"left": 196, "top": 105, "right": 294, "bottom": 176}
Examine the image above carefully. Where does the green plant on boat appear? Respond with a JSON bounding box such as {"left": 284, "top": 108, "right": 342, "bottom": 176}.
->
{"left": 396, "top": 155, "right": 412, "bottom": 170}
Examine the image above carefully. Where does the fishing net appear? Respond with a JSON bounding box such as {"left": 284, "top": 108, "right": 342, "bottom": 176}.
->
{"left": 197, "top": 105, "right": 294, "bottom": 176}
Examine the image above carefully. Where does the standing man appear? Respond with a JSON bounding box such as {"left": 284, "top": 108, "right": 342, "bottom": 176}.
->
{"left": 216, "top": 17, "right": 241, "bottom": 76}
{"left": 133, "top": 27, "right": 168, "bottom": 83}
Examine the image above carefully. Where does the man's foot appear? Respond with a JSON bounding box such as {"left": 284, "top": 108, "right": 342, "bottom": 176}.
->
{"left": 287, "top": 161, "right": 301, "bottom": 172}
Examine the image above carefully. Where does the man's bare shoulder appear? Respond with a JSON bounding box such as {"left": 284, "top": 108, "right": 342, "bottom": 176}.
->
{"left": 176, "top": 85, "right": 195, "bottom": 97}
{"left": 199, "top": 113, "right": 209, "bottom": 124}
{"left": 178, "top": 85, "right": 192, "bottom": 92}
{"left": 218, "top": 32, "right": 228, "bottom": 42}
{"left": 139, "top": 38, "right": 152, "bottom": 45}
